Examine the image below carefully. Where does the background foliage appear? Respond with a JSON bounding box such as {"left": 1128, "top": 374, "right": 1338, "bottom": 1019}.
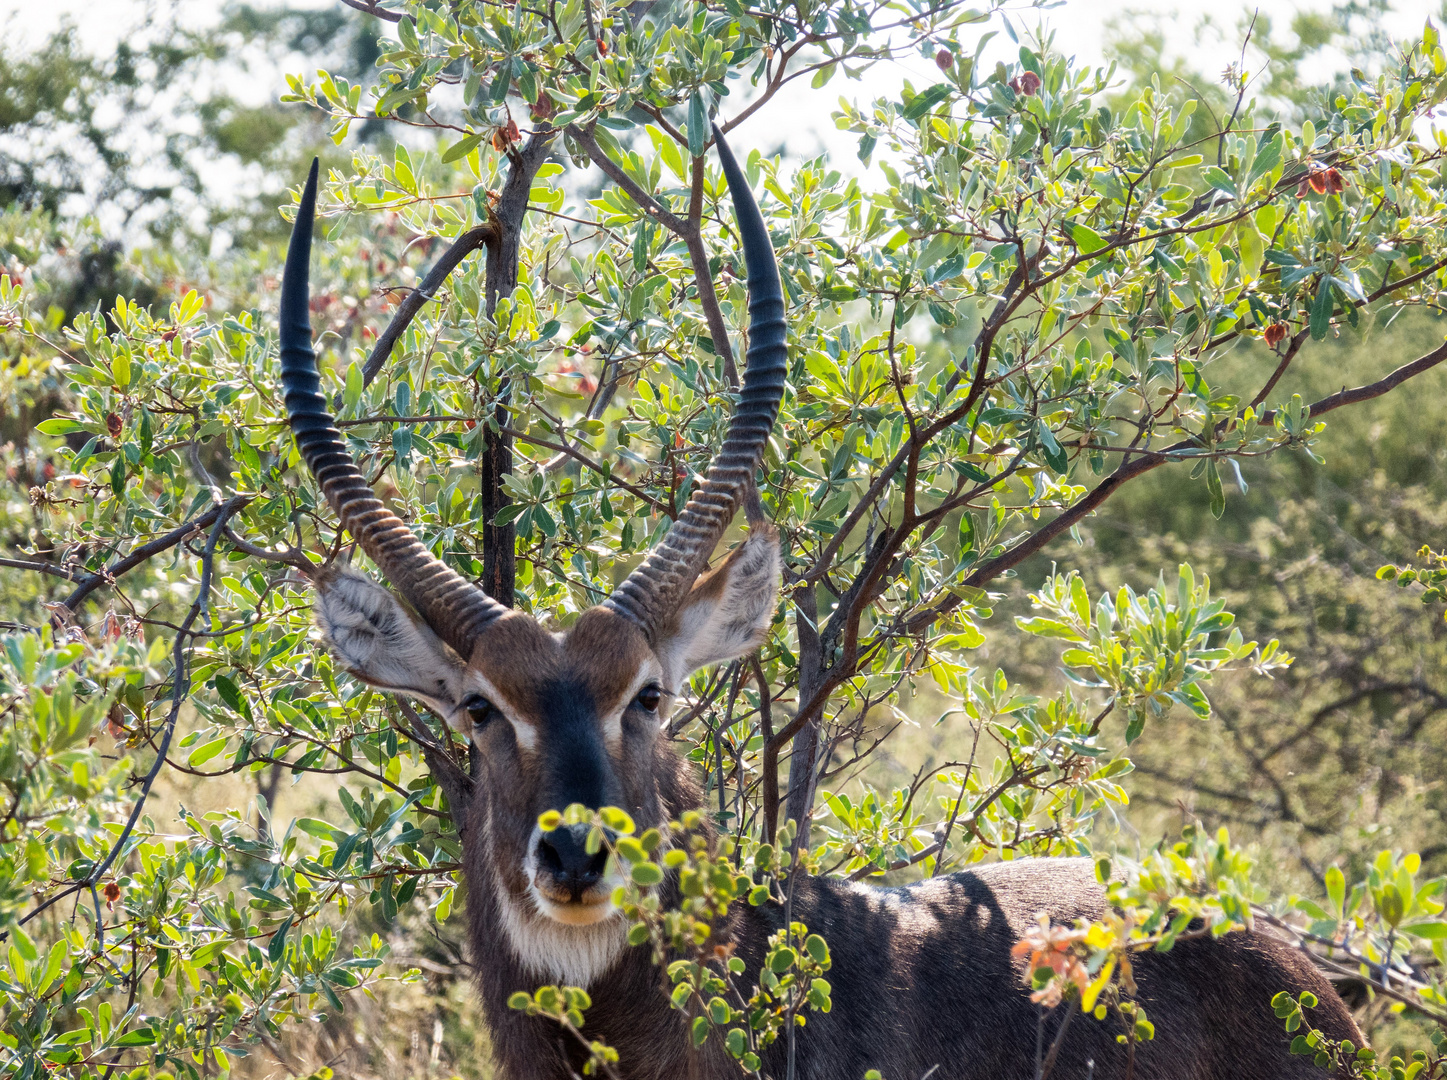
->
{"left": 1, "top": 1, "right": 1447, "bottom": 1077}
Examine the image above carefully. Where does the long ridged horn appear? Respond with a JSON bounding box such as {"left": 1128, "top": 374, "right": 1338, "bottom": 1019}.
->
{"left": 604, "top": 126, "right": 787, "bottom": 639}
{"left": 280, "top": 159, "right": 509, "bottom": 657}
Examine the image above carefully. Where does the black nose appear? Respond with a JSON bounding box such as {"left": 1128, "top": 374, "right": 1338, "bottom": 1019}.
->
{"left": 535, "top": 823, "right": 609, "bottom": 900}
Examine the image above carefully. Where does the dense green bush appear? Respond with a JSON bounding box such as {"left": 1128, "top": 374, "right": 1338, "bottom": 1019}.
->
{"left": 1, "top": 1, "right": 1446, "bottom": 1076}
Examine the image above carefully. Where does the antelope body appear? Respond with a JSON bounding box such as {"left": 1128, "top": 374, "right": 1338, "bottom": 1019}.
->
{"left": 278, "top": 133, "right": 1361, "bottom": 1079}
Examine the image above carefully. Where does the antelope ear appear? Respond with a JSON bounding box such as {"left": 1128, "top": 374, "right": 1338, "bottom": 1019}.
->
{"left": 314, "top": 567, "right": 469, "bottom": 722}
{"left": 655, "top": 527, "right": 782, "bottom": 687}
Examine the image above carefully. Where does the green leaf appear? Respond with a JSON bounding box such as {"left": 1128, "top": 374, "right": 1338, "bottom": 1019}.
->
{"left": 393, "top": 146, "right": 416, "bottom": 194}
{"left": 1125, "top": 712, "right": 1145, "bottom": 744}
{"left": 688, "top": 93, "right": 706, "bottom": 159}
{"left": 901, "top": 83, "right": 952, "bottom": 121}
{"left": 138, "top": 407, "right": 153, "bottom": 457}
{"left": 599, "top": 806, "right": 635, "bottom": 834}
{"left": 175, "top": 288, "right": 204, "bottom": 325}
{"left": 1068, "top": 221, "right": 1106, "bottom": 255}
{"left": 296, "top": 817, "right": 346, "bottom": 841}
{"left": 442, "top": 132, "right": 483, "bottom": 164}
{"left": 1070, "top": 575, "right": 1091, "bottom": 625}
{"left": 268, "top": 917, "right": 292, "bottom": 963}
{"left": 630, "top": 862, "right": 664, "bottom": 886}
{"left": 397, "top": 15, "right": 418, "bottom": 51}
{"left": 214, "top": 675, "right": 251, "bottom": 721}
{"left": 1245, "top": 134, "right": 1283, "bottom": 189}
{"left": 187, "top": 736, "right": 228, "bottom": 767}
{"left": 36, "top": 418, "right": 88, "bottom": 436}
{"left": 36, "top": 940, "right": 66, "bottom": 995}
{"left": 1331, "top": 271, "right": 1367, "bottom": 304}
{"left": 1309, "top": 277, "right": 1334, "bottom": 340}
{"left": 1236, "top": 222, "right": 1264, "bottom": 280}
{"left": 1015, "top": 616, "right": 1086, "bottom": 642}
{"left": 1325, "top": 865, "right": 1345, "bottom": 912}
{"left": 1206, "top": 460, "right": 1225, "bottom": 519}
{"left": 1403, "top": 921, "right": 1447, "bottom": 939}
{"left": 344, "top": 362, "right": 363, "bottom": 410}
{"left": 331, "top": 832, "right": 361, "bottom": 870}
{"left": 938, "top": 624, "right": 985, "bottom": 650}
{"left": 1036, "top": 421, "right": 1067, "bottom": 472}
{"left": 1204, "top": 166, "right": 1239, "bottom": 199}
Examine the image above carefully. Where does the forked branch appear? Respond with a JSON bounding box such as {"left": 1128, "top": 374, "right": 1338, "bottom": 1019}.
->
{"left": 62, "top": 497, "right": 254, "bottom": 611}
{"left": 916, "top": 338, "right": 1447, "bottom": 630}
{"left": 568, "top": 122, "right": 740, "bottom": 385}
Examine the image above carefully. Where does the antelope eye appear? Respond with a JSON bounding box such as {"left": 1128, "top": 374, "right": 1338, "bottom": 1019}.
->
{"left": 634, "top": 685, "right": 663, "bottom": 712}
{"left": 463, "top": 694, "right": 495, "bottom": 725}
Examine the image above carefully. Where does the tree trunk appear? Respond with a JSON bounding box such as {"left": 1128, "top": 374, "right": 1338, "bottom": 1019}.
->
{"left": 784, "top": 586, "right": 824, "bottom": 831}
{"left": 479, "top": 128, "right": 558, "bottom": 607}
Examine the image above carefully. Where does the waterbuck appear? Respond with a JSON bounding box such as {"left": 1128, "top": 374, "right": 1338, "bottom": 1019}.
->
{"left": 278, "top": 132, "right": 1362, "bottom": 1079}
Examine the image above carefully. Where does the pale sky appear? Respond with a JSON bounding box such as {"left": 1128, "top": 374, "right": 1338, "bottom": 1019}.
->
{"left": 2, "top": 0, "right": 1431, "bottom": 49}
{"left": 11, "top": 0, "right": 1426, "bottom": 148}
{"left": 0, "top": 0, "right": 1434, "bottom": 239}
{"left": 4, "top": 0, "right": 1432, "bottom": 92}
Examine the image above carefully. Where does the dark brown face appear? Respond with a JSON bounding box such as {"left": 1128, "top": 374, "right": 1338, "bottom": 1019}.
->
{"left": 463, "top": 606, "right": 669, "bottom": 928}
{"left": 307, "top": 531, "right": 780, "bottom": 987}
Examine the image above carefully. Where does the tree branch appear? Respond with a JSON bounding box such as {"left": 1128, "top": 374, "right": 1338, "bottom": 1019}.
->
{"left": 482, "top": 128, "right": 559, "bottom": 608}
{"left": 338, "top": 0, "right": 402, "bottom": 21}
{"left": 571, "top": 121, "right": 742, "bottom": 395}
{"left": 908, "top": 338, "right": 1447, "bottom": 631}
{"left": 62, "top": 498, "right": 253, "bottom": 611}
{"left": 568, "top": 123, "right": 690, "bottom": 234}
{"left": 686, "top": 151, "right": 739, "bottom": 387}
{"left": 1259, "top": 340, "right": 1447, "bottom": 424}
{"left": 361, "top": 223, "right": 498, "bottom": 388}
{"left": 781, "top": 586, "right": 823, "bottom": 832}
{"left": 223, "top": 526, "right": 315, "bottom": 576}
{"left": 1247, "top": 329, "right": 1309, "bottom": 411}
{"left": 0, "top": 556, "right": 77, "bottom": 580}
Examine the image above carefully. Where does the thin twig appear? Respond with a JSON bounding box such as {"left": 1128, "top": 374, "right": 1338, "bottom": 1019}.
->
{"left": 1247, "top": 329, "right": 1309, "bottom": 411}
{"left": 223, "top": 526, "right": 315, "bottom": 576}
{"left": 568, "top": 123, "right": 689, "bottom": 234}
{"left": 0, "top": 556, "right": 78, "bottom": 580}
{"left": 1038, "top": 1004, "right": 1076, "bottom": 1080}
{"left": 333, "top": 413, "right": 667, "bottom": 511}
{"left": 395, "top": 698, "right": 474, "bottom": 831}
{"left": 686, "top": 151, "right": 739, "bottom": 387}
{"left": 338, "top": 0, "right": 402, "bottom": 21}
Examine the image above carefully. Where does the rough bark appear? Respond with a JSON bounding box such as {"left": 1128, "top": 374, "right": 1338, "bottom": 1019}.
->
{"left": 480, "top": 128, "right": 558, "bottom": 607}
{"left": 783, "top": 585, "right": 824, "bottom": 833}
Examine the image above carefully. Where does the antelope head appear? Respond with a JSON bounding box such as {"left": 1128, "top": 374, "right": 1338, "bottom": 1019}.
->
{"left": 278, "top": 131, "right": 785, "bottom": 984}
